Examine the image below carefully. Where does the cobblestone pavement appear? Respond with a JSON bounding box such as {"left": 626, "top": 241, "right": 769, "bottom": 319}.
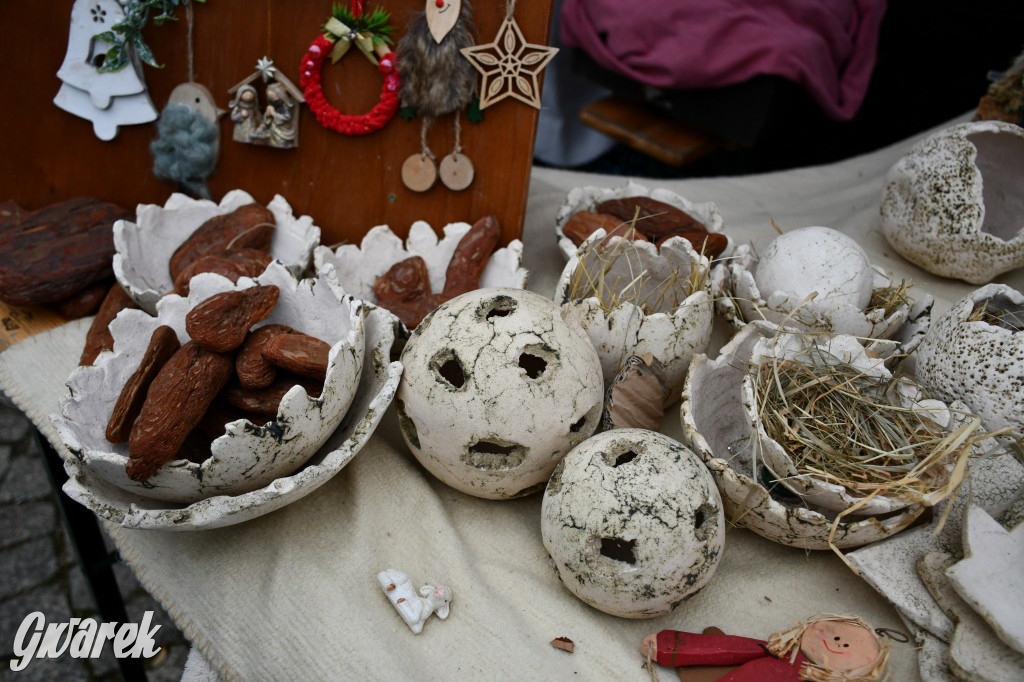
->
{"left": 0, "top": 396, "right": 188, "bottom": 681}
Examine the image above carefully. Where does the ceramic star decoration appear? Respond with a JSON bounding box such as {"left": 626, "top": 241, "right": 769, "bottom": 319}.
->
{"left": 460, "top": 7, "right": 557, "bottom": 110}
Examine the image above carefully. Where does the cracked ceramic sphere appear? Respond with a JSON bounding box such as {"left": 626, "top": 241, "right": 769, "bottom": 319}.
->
{"left": 540, "top": 428, "right": 724, "bottom": 618}
{"left": 712, "top": 226, "right": 932, "bottom": 357}
{"left": 680, "top": 325, "right": 927, "bottom": 549}
{"left": 114, "top": 190, "right": 321, "bottom": 314}
{"left": 880, "top": 120, "right": 1024, "bottom": 284}
{"left": 53, "top": 262, "right": 364, "bottom": 505}
{"left": 396, "top": 287, "right": 604, "bottom": 499}
{"left": 915, "top": 284, "right": 1024, "bottom": 433}
{"left": 556, "top": 230, "right": 713, "bottom": 401}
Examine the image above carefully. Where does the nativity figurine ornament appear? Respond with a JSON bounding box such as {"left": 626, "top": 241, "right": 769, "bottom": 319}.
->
{"left": 228, "top": 57, "right": 305, "bottom": 149}
{"left": 641, "top": 615, "right": 893, "bottom": 682}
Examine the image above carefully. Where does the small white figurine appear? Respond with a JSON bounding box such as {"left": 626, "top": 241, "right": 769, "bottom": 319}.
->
{"left": 377, "top": 568, "right": 452, "bottom": 634}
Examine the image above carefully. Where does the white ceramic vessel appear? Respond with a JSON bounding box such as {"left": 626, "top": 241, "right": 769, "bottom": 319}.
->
{"left": 396, "top": 287, "right": 604, "bottom": 499}
{"left": 541, "top": 428, "right": 724, "bottom": 618}
{"left": 712, "top": 226, "right": 933, "bottom": 358}
{"left": 556, "top": 231, "right": 713, "bottom": 400}
{"left": 54, "top": 262, "right": 365, "bottom": 506}
{"left": 915, "top": 283, "right": 1024, "bottom": 433}
{"left": 680, "top": 325, "right": 927, "bottom": 549}
{"left": 553, "top": 181, "right": 728, "bottom": 261}
{"left": 114, "top": 190, "right": 321, "bottom": 313}
{"left": 880, "top": 120, "right": 1024, "bottom": 284}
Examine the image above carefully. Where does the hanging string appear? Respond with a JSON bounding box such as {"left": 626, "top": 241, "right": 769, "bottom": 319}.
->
{"left": 504, "top": 0, "right": 517, "bottom": 19}
{"left": 419, "top": 117, "right": 436, "bottom": 160}
{"left": 266, "top": 0, "right": 272, "bottom": 55}
{"left": 185, "top": 0, "right": 195, "bottom": 82}
{"left": 452, "top": 115, "right": 463, "bottom": 159}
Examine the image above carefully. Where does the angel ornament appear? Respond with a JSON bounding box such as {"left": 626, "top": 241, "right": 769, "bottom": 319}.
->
{"left": 396, "top": 0, "right": 478, "bottom": 192}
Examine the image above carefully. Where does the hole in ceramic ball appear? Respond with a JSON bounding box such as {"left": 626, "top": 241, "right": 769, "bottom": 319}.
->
{"left": 430, "top": 350, "right": 466, "bottom": 389}
{"left": 462, "top": 439, "right": 528, "bottom": 470}
{"left": 967, "top": 130, "right": 1024, "bottom": 241}
{"left": 612, "top": 450, "right": 639, "bottom": 467}
{"left": 518, "top": 353, "right": 547, "bottom": 379}
{"left": 569, "top": 416, "right": 586, "bottom": 433}
{"left": 693, "top": 502, "right": 718, "bottom": 542}
{"left": 599, "top": 537, "right": 637, "bottom": 564}
{"left": 395, "top": 399, "right": 420, "bottom": 450}
{"left": 480, "top": 295, "right": 518, "bottom": 321}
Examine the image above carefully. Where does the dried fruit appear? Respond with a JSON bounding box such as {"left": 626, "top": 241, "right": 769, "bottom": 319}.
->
{"left": 126, "top": 341, "right": 234, "bottom": 481}
{"left": 236, "top": 323, "right": 294, "bottom": 388}
{"left": 172, "top": 252, "right": 273, "bottom": 296}
{"left": 185, "top": 285, "right": 280, "bottom": 353}
{"left": 374, "top": 256, "right": 431, "bottom": 304}
{"left": 52, "top": 279, "right": 113, "bottom": 319}
{"left": 442, "top": 215, "right": 501, "bottom": 299}
{"left": 596, "top": 196, "right": 705, "bottom": 239}
{"left": 80, "top": 283, "right": 139, "bottom": 366}
{"left": 262, "top": 332, "right": 332, "bottom": 381}
{"left": 220, "top": 374, "right": 323, "bottom": 417}
{"left": 197, "top": 399, "right": 268, "bottom": 439}
{"left": 168, "top": 203, "right": 275, "bottom": 281}
{"left": 562, "top": 211, "right": 623, "bottom": 246}
{"left": 0, "top": 198, "right": 132, "bottom": 306}
{"left": 105, "top": 325, "right": 181, "bottom": 443}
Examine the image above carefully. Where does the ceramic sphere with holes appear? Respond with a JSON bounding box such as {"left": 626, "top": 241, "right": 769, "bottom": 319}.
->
{"left": 396, "top": 287, "right": 604, "bottom": 499}
{"left": 541, "top": 429, "right": 725, "bottom": 618}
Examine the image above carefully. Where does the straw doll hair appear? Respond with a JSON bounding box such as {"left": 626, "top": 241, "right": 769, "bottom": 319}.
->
{"left": 765, "top": 614, "right": 890, "bottom": 682}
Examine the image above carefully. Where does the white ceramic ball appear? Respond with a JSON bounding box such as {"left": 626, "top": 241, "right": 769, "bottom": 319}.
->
{"left": 396, "top": 288, "right": 604, "bottom": 499}
{"left": 755, "top": 226, "right": 874, "bottom": 313}
{"left": 541, "top": 429, "right": 725, "bottom": 618}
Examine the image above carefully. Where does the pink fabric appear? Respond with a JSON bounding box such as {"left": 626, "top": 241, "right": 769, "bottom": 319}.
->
{"left": 560, "top": 0, "right": 887, "bottom": 121}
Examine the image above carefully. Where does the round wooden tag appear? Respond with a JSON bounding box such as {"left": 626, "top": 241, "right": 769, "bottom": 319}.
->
{"left": 439, "top": 153, "right": 474, "bottom": 191}
{"left": 402, "top": 154, "right": 437, "bottom": 192}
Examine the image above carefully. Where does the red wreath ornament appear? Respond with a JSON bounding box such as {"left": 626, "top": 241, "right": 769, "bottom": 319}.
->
{"left": 299, "top": 5, "right": 400, "bottom": 135}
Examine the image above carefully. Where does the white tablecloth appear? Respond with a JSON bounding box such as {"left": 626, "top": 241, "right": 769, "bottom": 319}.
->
{"left": 2, "top": 114, "right": 1021, "bottom": 681}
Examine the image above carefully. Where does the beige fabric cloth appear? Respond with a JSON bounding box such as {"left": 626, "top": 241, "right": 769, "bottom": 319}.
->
{"left": 2, "top": 114, "right": 1021, "bottom": 681}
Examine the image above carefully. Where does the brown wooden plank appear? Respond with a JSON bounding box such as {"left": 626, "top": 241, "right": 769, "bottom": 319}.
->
{"left": 0, "top": 1, "right": 555, "bottom": 247}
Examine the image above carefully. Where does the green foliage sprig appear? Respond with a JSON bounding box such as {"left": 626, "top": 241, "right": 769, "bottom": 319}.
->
{"left": 327, "top": 4, "right": 395, "bottom": 46}
{"left": 93, "top": 0, "right": 206, "bottom": 73}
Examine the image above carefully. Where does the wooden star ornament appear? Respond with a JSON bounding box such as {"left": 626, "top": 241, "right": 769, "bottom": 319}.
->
{"left": 460, "top": 16, "right": 557, "bottom": 109}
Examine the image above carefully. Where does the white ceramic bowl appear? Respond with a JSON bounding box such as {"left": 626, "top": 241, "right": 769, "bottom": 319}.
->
{"left": 53, "top": 262, "right": 365, "bottom": 507}
{"left": 554, "top": 181, "right": 728, "bottom": 261}
{"left": 680, "top": 325, "right": 928, "bottom": 549}
{"left": 313, "top": 221, "right": 527, "bottom": 332}
{"left": 556, "top": 231, "right": 713, "bottom": 401}
{"left": 114, "top": 190, "right": 321, "bottom": 314}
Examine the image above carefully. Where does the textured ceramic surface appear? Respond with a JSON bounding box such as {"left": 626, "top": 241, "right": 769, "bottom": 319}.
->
{"left": 396, "top": 288, "right": 603, "bottom": 499}
{"left": 313, "top": 221, "right": 527, "bottom": 321}
{"left": 541, "top": 429, "right": 724, "bottom": 618}
{"left": 946, "top": 505, "right": 1024, "bottom": 655}
{"left": 847, "top": 453, "right": 1024, "bottom": 641}
{"left": 880, "top": 120, "right": 1024, "bottom": 284}
{"left": 56, "top": 302, "right": 401, "bottom": 530}
{"left": 915, "top": 283, "right": 1024, "bottom": 434}
{"left": 114, "top": 190, "right": 321, "bottom": 313}
{"left": 553, "top": 181, "right": 728, "bottom": 261}
{"left": 680, "top": 325, "right": 926, "bottom": 549}
{"left": 556, "top": 231, "right": 712, "bottom": 400}
{"left": 712, "top": 227, "right": 933, "bottom": 357}
{"left": 54, "top": 263, "right": 365, "bottom": 505}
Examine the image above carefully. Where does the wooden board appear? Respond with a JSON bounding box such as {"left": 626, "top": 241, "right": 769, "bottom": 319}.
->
{"left": 0, "top": 1, "right": 555, "bottom": 247}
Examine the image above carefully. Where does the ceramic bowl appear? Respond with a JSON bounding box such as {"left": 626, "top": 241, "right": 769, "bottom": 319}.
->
{"left": 314, "top": 222, "right": 527, "bottom": 332}
{"left": 53, "top": 262, "right": 366, "bottom": 507}
{"left": 56, "top": 300, "right": 401, "bottom": 530}
{"left": 880, "top": 120, "right": 1024, "bottom": 284}
{"left": 113, "top": 190, "right": 321, "bottom": 314}
{"left": 712, "top": 229, "right": 933, "bottom": 359}
{"left": 680, "top": 325, "right": 927, "bottom": 549}
{"left": 554, "top": 181, "right": 728, "bottom": 261}
{"left": 915, "top": 283, "right": 1024, "bottom": 433}
{"left": 556, "top": 231, "right": 713, "bottom": 400}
